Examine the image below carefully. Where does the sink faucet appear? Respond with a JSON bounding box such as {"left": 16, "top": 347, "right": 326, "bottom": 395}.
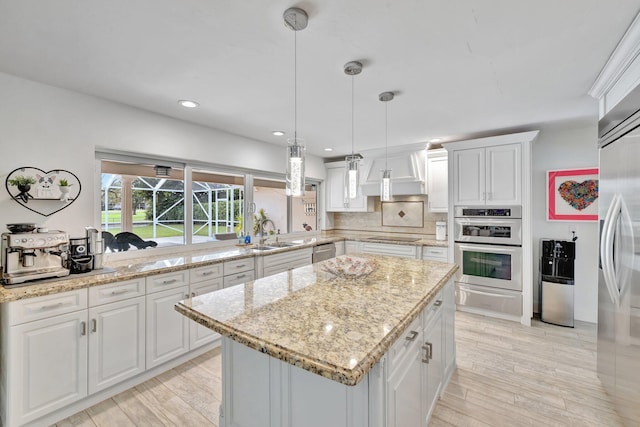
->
{"left": 258, "top": 218, "right": 276, "bottom": 245}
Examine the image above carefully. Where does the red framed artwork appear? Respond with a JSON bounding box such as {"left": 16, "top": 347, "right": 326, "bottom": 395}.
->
{"left": 546, "top": 168, "right": 599, "bottom": 221}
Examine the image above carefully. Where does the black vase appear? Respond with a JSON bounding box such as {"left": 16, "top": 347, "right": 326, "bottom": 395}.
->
{"left": 16, "top": 184, "right": 32, "bottom": 203}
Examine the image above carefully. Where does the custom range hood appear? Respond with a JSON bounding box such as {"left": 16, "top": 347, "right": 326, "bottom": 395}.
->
{"left": 359, "top": 144, "right": 427, "bottom": 196}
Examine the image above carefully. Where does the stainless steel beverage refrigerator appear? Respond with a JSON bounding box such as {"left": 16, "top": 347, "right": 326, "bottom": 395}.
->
{"left": 597, "top": 83, "right": 640, "bottom": 426}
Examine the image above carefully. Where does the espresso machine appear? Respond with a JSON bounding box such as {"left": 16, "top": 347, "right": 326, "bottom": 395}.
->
{"left": 1, "top": 230, "right": 70, "bottom": 285}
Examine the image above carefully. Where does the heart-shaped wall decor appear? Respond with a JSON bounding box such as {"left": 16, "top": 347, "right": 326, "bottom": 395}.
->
{"left": 5, "top": 167, "right": 82, "bottom": 217}
{"left": 557, "top": 179, "right": 598, "bottom": 211}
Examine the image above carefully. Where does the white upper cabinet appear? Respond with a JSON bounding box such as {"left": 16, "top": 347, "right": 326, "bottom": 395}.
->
{"left": 325, "top": 160, "right": 373, "bottom": 212}
{"left": 452, "top": 143, "right": 521, "bottom": 206}
{"left": 426, "top": 149, "right": 448, "bottom": 212}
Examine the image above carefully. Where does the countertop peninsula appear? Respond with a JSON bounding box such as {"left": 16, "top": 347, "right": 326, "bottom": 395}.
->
{"left": 176, "top": 254, "right": 458, "bottom": 386}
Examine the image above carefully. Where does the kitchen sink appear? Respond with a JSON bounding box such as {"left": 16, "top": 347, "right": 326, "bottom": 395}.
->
{"left": 253, "top": 242, "right": 297, "bottom": 251}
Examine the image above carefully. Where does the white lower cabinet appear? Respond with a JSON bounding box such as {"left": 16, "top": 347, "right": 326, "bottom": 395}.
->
{"left": 345, "top": 240, "right": 360, "bottom": 254}
{"left": 146, "top": 285, "right": 190, "bottom": 368}
{"left": 5, "top": 309, "right": 88, "bottom": 427}
{"left": 261, "top": 247, "right": 312, "bottom": 278}
{"left": 360, "top": 242, "right": 417, "bottom": 258}
{"left": 335, "top": 241, "right": 345, "bottom": 256}
{"left": 189, "top": 279, "right": 223, "bottom": 348}
{"left": 219, "top": 278, "right": 454, "bottom": 427}
{"left": 88, "top": 296, "right": 145, "bottom": 393}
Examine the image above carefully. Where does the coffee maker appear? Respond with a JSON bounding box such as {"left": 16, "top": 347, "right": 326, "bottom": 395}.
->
{"left": 1, "top": 230, "right": 70, "bottom": 285}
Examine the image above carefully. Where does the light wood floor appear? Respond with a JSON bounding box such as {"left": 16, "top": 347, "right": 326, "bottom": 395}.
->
{"left": 55, "top": 312, "right": 622, "bottom": 426}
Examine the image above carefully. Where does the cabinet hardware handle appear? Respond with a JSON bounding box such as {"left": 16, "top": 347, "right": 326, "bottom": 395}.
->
{"left": 40, "top": 301, "right": 65, "bottom": 310}
{"left": 110, "top": 289, "right": 129, "bottom": 295}
{"left": 162, "top": 279, "right": 177, "bottom": 284}
{"left": 426, "top": 342, "right": 433, "bottom": 359}
{"left": 191, "top": 292, "right": 196, "bottom": 297}
{"left": 421, "top": 344, "right": 430, "bottom": 363}
{"left": 236, "top": 274, "right": 246, "bottom": 279}
{"left": 433, "top": 300, "right": 442, "bottom": 307}
{"left": 80, "top": 321, "right": 86, "bottom": 336}
{"left": 91, "top": 319, "right": 97, "bottom": 333}
{"left": 202, "top": 271, "right": 214, "bottom": 276}
{"left": 235, "top": 264, "right": 246, "bottom": 268}
{"left": 405, "top": 330, "right": 419, "bottom": 342}
{"left": 185, "top": 294, "right": 190, "bottom": 299}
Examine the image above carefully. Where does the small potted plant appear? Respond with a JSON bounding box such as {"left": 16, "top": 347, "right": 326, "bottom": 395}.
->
{"left": 58, "top": 178, "right": 72, "bottom": 201}
{"left": 7, "top": 175, "right": 36, "bottom": 202}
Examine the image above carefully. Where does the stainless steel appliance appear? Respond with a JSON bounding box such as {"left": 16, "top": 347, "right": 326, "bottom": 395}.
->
{"left": 85, "top": 226, "right": 104, "bottom": 270}
{"left": 454, "top": 206, "right": 523, "bottom": 318}
{"left": 597, "top": 84, "right": 640, "bottom": 425}
{"left": 540, "top": 239, "right": 575, "bottom": 327}
{"left": 1, "top": 230, "right": 70, "bottom": 285}
{"left": 312, "top": 242, "right": 336, "bottom": 263}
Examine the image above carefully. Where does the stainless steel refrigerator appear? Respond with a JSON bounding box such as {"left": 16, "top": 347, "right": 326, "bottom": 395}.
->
{"left": 598, "top": 84, "right": 640, "bottom": 426}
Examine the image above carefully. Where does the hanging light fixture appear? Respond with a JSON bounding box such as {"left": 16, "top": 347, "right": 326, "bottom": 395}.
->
{"left": 344, "top": 60, "right": 363, "bottom": 202}
{"left": 379, "top": 91, "right": 394, "bottom": 201}
{"left": 284, "top": 7, "right": 308, "bottom": 197}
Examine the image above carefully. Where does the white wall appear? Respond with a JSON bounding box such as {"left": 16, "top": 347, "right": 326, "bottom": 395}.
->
{"left": 532, "top": 119, "right": 599, "bottom": 323}
{"left": 0, "top": 72, "right": 325, "bottom": 238}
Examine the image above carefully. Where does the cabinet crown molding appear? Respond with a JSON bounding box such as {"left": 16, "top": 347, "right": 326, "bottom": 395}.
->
{"left": 442, "top": 130, "right": 539, "bottom": 151}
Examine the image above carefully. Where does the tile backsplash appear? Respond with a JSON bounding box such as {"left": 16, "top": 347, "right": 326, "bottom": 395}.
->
{"left": 332, "top": 195, "right": 447, "bottom": 235}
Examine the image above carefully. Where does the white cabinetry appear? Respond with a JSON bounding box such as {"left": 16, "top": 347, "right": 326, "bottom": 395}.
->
{"left": 423, "top": 246, "right": 448, "bottom": 262}
{"left": 261, "top": 247, "right": 312, "bottom": 278}
{"left": 426, "top": 149, "right": 448, "bottom": 212}
{"left": 88, "top": 279, "right": 145, "bottom": 393}
{"left": 334, "top": 241, "right": 345, "bottom": 256}
{"left": 223, "top": 258, "right": 255, "bottom": 287}
{"left": 145, "top": 271, "right": 190, "bottom": 369}
{"left": 360, "top": 242, "right": 417, "bottom": 258}
{"left": 325, "top": 161, "right": 373, "bottom": 212}
{"left": 344, "top": 240, "right": 360, "bottom": 254}
{"left": 189, "top": 264, "right": 224, "bottom": 348}
{"left": 452, "top": 144, "right": 521, "bottom": 206}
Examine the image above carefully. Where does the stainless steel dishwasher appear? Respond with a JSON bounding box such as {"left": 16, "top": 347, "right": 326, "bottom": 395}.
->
{"left": 312, "top": 242, "right": 336, "bottom": 263}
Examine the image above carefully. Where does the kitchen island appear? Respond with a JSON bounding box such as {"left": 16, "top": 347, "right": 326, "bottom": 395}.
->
{"left": 176, "top": 254, "right": 458, "bottom": 427}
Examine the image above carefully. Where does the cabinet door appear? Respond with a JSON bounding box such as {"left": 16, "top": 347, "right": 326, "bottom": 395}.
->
{"left": 189, "top": 279, "right": 223, "bottom": 349}
{"left": 88, "top": 297, "right": 145, "bottom": 394}
{"left": 485, "top": 144, "right": 521, "bottom": 205}
{"left": 386, "top": 340, "right": 425, "bottom": 427}
{"left": 423, "top": 314, "right": 443, "bottom": 422}
{"left": 443, "top": 281, "right": 456, "bottom": 378}
{"left": 453, "top": 148, "right": 485, "bottom": 205}
{"left": 326, "top": 165, "right": 348, "bottom": 212}
{"left": 8, "top": 311, "right": 88, "bottom": 426}
{"left": 426, "top": 151, "right": 448, "bottom": 212}
{"left": 326, "top": 163, "right": 369, "bottom": 212}
{"left": 146, "top": 285, "right": 190, "bottom": 368}
{"left": 345, "top": 240, "right": 360, "bottom": 254}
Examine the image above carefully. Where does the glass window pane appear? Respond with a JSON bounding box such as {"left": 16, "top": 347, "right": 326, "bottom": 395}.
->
{"left": 101, "top": 160, "right": 185, "bottom": 251}
{"left": 192, "top": 170, "right": 244, "bottom": 242}
{"left": 253, "top": 178, "right": 286, "bottom": 238}
{"left": 292, "top": 187, "right": 317, "bottom": 232}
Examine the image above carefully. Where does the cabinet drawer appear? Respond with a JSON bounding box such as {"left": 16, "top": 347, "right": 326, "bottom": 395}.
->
{"left": 6, "top": 288, "right": 88, "bottom": 325}
{"left": 223, "top": 270, "right": 255, "bottom": 287}
{"left": 361, "top": 242, "right": 417, "bottom": 258}
{"left": 146, "top": 270, "right": 189, "bottom": 293}
{"left": 89, "top": 278, "right": 145, "bottom": 306}
{"left": 190, "top": 263, "right": 224, "bottom": 283}
{"left": 224, "top": 258, "right": 254, "bottom": 275}
{"left": 423, "top": 290, "right": 444, "bottom": 328}
{"left": 423, "top": 246, "right": 448, "bottom": 262}
{"left": 387, "top": 314, "right": 422, "bottom": 376}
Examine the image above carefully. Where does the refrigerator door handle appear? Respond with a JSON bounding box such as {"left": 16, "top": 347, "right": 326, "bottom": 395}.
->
{"left": 601, "top": 193, "right": 621, "bottom": 307}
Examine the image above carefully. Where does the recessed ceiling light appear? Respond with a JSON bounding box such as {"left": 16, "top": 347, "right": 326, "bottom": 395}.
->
{"left": 272, "top": 131, "right": 285, "bottom": 136}
{"left": 429, "top": 138, "right": 443, "bottom": 143}
{"left": 324, "top": 148, "right": 334, "bottom": 152}
{"left": 178, "top": 100, "right": 199, "bottom": 108}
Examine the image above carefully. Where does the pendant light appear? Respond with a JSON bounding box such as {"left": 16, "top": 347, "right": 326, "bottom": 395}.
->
{"left": 344, "top": 60, "right": 363, "bottom": 202}
{"left": 379, "top": 91, "right": 394, "bottom": 201}
{"left": 284, "top": 7, "right": 308, "bottom": 197}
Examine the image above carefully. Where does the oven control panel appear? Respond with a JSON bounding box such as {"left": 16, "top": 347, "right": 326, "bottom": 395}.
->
{"left": 454, "top": 206, "right": 522, "bottom": 219}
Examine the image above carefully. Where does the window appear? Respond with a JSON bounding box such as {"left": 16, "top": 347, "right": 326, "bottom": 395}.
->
{"left": 99, "top": 156, "right": 318, "bottom": 253}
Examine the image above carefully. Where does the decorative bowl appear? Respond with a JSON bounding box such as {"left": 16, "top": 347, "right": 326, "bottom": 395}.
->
{"left": 320, "top": 255, "right": 377, "bottom": 279}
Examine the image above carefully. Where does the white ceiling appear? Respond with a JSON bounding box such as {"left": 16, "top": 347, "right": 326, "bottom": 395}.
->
{"left": 0, "top": 1, "right": 638, "bottom": 158}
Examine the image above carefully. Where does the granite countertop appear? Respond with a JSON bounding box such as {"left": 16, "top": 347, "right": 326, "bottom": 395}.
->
{"left": 0, "top": 232, "right": 448, "bottom": 303}
{"left": 175, "top": 254, "right": 458, "bottom": 386}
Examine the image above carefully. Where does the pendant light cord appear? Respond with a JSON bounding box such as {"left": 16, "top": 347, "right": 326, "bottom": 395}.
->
{"left": 385, "top": 102, "right": 388, "bottom": 170}
{"left": 294, "top": 16, "right": 298, "bottom": 141}
{"left": 351, "top": 75, "right": 355, "bottom": 155}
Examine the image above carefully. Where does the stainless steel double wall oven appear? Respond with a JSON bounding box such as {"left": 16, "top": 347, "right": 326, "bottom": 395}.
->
{"left": 454, "top": 206, "right": 523, "bottom": 318}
